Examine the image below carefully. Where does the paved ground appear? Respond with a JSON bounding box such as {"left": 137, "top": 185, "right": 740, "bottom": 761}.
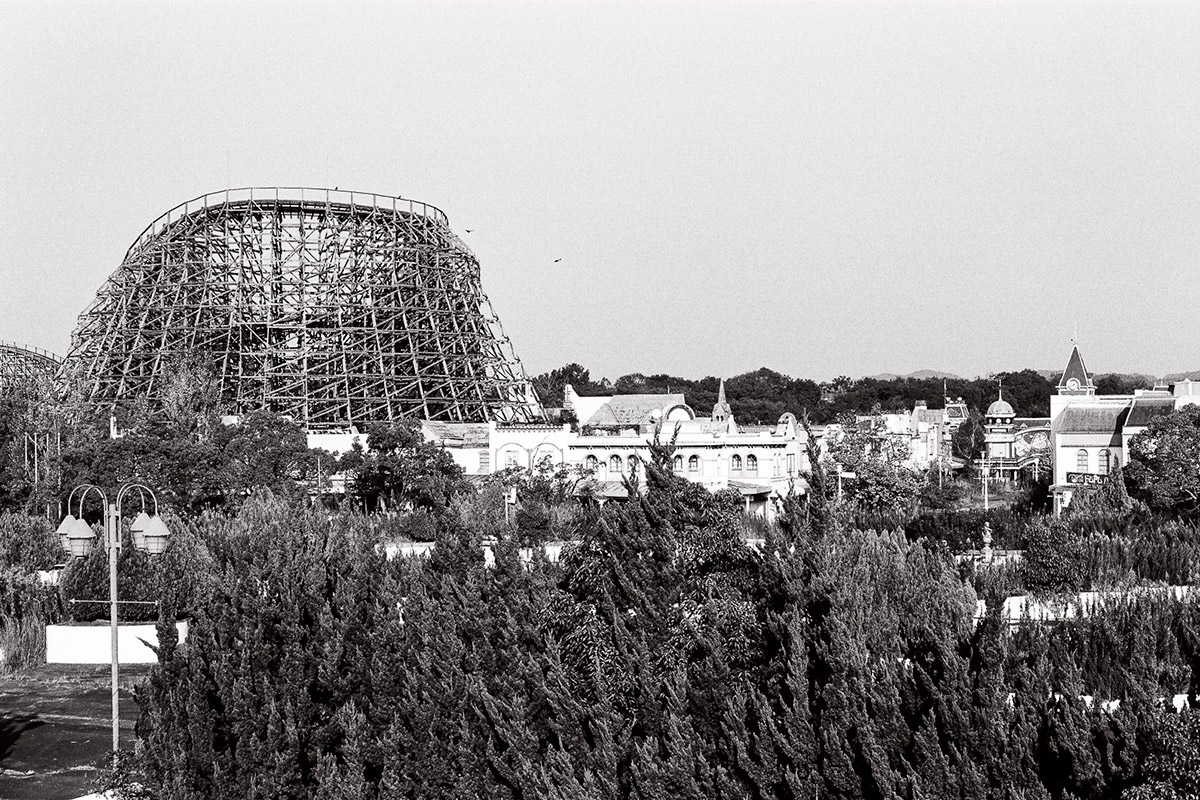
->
{"left": 0, "top": 666, "right": 148, "bottom": 800}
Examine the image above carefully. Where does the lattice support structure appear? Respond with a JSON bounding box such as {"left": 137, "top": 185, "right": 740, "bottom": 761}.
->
{"left": 63, "top": 188, "right": 544, "bottom": 429}
{"left": 0, "top": 341, "right": 61, "bottom": 391}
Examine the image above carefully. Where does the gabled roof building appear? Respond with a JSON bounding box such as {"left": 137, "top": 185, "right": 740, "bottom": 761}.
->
{"left": 1049, "top": 345, "right": 1196, "bottom": 513}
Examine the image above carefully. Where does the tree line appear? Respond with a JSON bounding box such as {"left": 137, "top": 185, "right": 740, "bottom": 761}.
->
{"left": 532, "top": 364, "right": 1156, "bottom": 424}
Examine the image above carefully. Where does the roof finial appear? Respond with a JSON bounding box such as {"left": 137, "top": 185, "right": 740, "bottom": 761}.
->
{"left": 1072, "top": 321, "right": 1078, "bottom": 347}
{"left": 998, "top": 376, "right": 1003, "bottom": 401}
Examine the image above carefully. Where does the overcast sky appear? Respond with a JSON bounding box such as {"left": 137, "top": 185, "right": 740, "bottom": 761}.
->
{"left": 3, "top": 1, "right": 1199, "bottom": 383}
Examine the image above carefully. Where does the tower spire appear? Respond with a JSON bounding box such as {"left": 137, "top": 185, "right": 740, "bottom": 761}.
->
{"left": 1058, "top": 343, "right": 1094, "bottom": 396}
{"left": 712, "top": 378, "right": 732, "bottom": 424}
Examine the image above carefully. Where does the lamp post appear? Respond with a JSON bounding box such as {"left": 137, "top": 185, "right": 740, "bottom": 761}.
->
{"left": 59, "top": 482, "right": 169, "bottom": 753}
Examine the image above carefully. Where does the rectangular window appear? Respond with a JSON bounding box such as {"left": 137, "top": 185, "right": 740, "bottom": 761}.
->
{"left": 505, "top": 450, "right": 519, "bottom": 469}
{"left": 787, "top": 454, "right": 795, "bottom": 475}
{"left": 479, "top": 451, "right": 491, "bottom": 473}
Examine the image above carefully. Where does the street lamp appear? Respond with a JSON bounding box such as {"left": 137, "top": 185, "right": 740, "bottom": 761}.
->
{"left": 129, "top": 511, "right": 151, "bottom": 551}
{"left": 59, "top": 482, "right": 170, "bottom": 753}
{"left": 60, "top": 485, "right": 104, "bottom": 558}
{"left": 54, "top": 512, "right": 76, "bottom": 553}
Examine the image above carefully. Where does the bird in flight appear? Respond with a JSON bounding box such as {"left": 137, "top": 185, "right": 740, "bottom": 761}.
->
{"left": 465, "top": 229, "right": 473, "bottom": 233}
{"left": 554, "top": 258, "right": 562, "bottom": 263}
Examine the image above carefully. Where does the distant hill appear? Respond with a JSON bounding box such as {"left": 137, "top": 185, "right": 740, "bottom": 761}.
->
{"left": 865, "top": 369, "right": 961, "bottom": 381}
{"left": 1164, "top": 371, "right": 1200, "bottom": 381}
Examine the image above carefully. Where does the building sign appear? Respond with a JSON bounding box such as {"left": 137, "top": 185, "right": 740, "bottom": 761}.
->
{"left": 1013, "top": 429, "right": 1051, "bottom": 458}
{"left": 1066, "top": 472, "right": 1106, "bottom": 486}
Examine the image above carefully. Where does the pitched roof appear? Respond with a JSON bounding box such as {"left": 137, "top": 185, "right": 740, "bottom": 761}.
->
{"left": 1058, "top": 346, "right": 1094, "bottom": 390}
{"left": 1126, "top": 396, "right": 1176, "bottom": 428}
{"left": 422, "top": 421, "right": 490, "bottom": 447}
{"left": 584, "top": 393, "right": 687, "bottom": 427}
{"left": 1058, "top": 404, "right": 1128, "bottom": 435}
{"left": 712, "top": 378, "right": 732, "bottom": 417}
{"left": 728, "top": 480, "right": 773, "bottom": 497}
{"left": 575, "top": 480, "right": 630, "bottom": 500}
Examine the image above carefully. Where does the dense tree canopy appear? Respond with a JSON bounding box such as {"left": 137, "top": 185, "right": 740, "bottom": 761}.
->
{"left": 117, "top": 485, "right": 1200, "bottom": 800}
{"left": 1124, "top": 404, "right": 1200, "bottom": 514}
{"left": 346, "top": 419, "right": 469, "bottom": 513}
{"left": 824, "top": 411, "right": 924, "bottom": 514}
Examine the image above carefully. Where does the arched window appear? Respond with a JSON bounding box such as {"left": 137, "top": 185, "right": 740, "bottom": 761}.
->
{"left": 747, "top": 454, "right": 758, "bottom": 477}
{"left": 672, "top": 455, "right": 683, "bottom": 472}
{"left": 688, "top": 455, "right": 700, "bottom": 472}
{"left": 584, "top": 455, "right": 598, "bottom": 472}
{"left": 610, "top": 455, "right": 623, "bottom": 474}
{"left": 1099, "top": 449, "right": 1111, "bottom": 475}
{"left": 1076, "top": 449, "right": 1088, "bottom": 473}
{"left": 731, "top": 454, "right": 743, "bottom": 473}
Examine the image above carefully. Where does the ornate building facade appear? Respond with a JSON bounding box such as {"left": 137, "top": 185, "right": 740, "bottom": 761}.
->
{"left": 1049, "top": 345, "right": 1199, "bottom": 513}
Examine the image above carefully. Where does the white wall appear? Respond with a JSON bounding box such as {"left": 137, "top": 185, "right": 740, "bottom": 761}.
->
{"left": 46, "top": 621, "right": 188, "bottom": 664}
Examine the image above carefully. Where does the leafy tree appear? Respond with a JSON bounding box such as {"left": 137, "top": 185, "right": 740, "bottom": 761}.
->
{"left": 349, "top": 419, "right": 468, "bottom": 512}
{"left": 1095, "top": 373, "right": 1153, "bottom": 397}
{"left": 992, "top": 369, "right": 1054, "bottom": 418}
{"left": 491, "top": 456, "right": 591, "bottom": 546}
{"left": 1123, "top": 710, "right": 1200, "bottom": 799}
{"left": 824, "top": 411, "right": 923, "bottom": 514}
{"left": 952, "top": 410, "right": 987, "bottom": 463}
{"left": 212, "top": 410, "right": 315, "bottom": 502}
{"left": 158, "top": 353, "right": 225, "bottom": 441}
{"left": 725, "top": 368, "right": 822, "bottom": 424}
{"left": 532, "top": 363, "right": 604, "bottom": 407}
{"left": 1124, "top": 405, "right": 1200, "bottom": 514}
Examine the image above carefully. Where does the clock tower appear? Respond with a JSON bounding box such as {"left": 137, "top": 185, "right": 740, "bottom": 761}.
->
{"left": 1056, "top": 345, "right": 1094, "bottom": 396}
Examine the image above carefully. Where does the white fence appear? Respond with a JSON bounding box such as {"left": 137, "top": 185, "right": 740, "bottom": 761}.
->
{"left": 975, "top": 585, "right": 1196, "bottom": 627}
{"left": 382, "top": 540, "right": 574, "bottom": 567}
{"left": 46, "top": 621, "right": 188, "bottom": 664}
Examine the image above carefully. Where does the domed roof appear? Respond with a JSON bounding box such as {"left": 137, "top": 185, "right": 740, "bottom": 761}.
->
{"left": 986, "top": 398, "right": 1014, "bottom": 417}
